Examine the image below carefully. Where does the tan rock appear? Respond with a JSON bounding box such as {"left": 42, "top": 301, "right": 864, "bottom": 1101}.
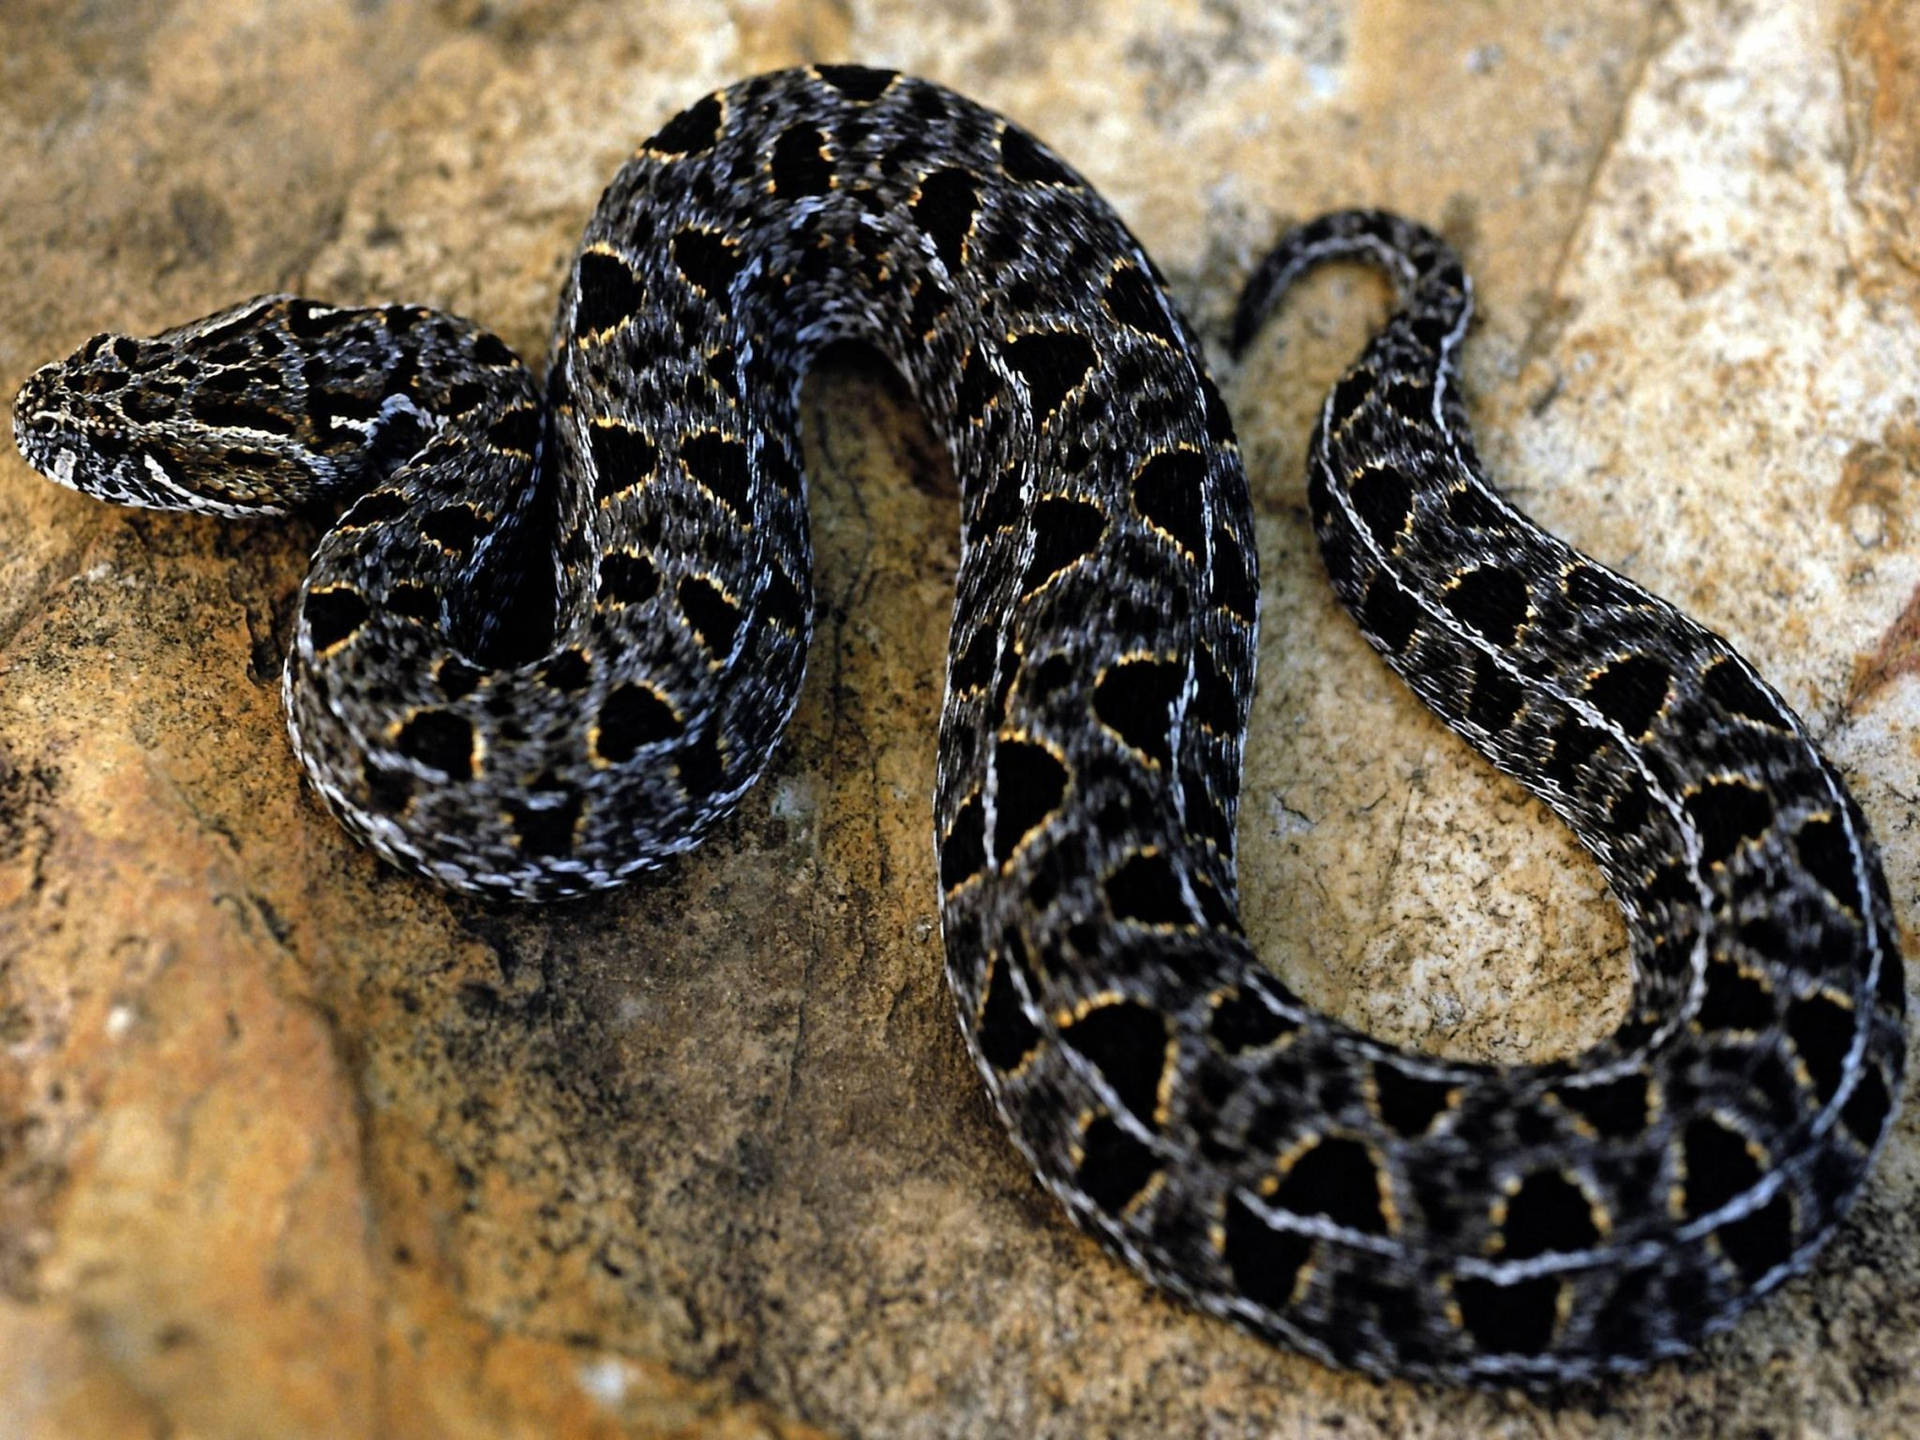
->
{"left": 1, "top": 2, "right": 1915, "bottom": 1436}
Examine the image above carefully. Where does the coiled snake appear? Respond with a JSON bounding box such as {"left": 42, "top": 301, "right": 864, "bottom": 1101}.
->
{"left": 10, "top": 66, "right": 1905, "bottom": 1384}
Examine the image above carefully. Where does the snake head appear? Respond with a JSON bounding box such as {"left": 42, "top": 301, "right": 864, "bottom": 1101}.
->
{"left": 11, "top": 339, "right": 178, "bottom": 509}
{"left": 11, "top": 297, "right": 336, "bottom": 518}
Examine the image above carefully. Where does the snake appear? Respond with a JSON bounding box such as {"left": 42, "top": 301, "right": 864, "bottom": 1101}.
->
{"left": 10, "top": 66, "right": 1906, "bottom": 1385}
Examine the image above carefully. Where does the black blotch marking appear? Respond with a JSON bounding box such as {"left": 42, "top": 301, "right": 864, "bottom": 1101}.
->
{"left": 978, "top": 931, "right": 1042, "bottom": 1072}
{"left": 304, "top": 587, "right": 369, "bottom": 652}
{"left": 598, "top": 551, "right": 659, "bottom": 606}
{"left": 1646, "top": 860, "right": 1697, "bottom": 910}
{"left": 387, "top": 584, "right": 438, "bottom": 623}
{"left": 1132, "top": 450, "right": 1208, "bottom": 559}
{"left": 1373, "top": 1064, "right": 1455, "bottom": 1138}
{"left": 1465, "top": 652, "right": 1523, "bottom": 734}
{"left": 445, "top": 381, "right": 488, "bottom": 415}
{"left": 1698, "top": 958, "right": 1774, "bottom": 1033}
{"left": 1703, "top": 656, "right": 1786, "bottom": 728}
{"left": 815, "top": 63, "right": 896, "bottom": 101}
{"left": 1271, "top": 1136, "right": 1386, "bottom": 1235}
{"left": 1590, "top": 1268, "right": 1657, "bottom": 1358}
{"left": 1682, "top": 1116, "right": 1761, "bottom": 1220}
{"left": 1061, "top": 999, "right": 1169, "bottom": 1122}
{"left": 1192, "top": 643, "right": 1239, "bottom": 734}
{"left": 678, "top": 575, "right": 741, "bottom": 655}
{"left": 367, "top": 408, "right": 428, "bottom": 475}
{"left": 676, "top": 727, "right": 724, "bottom": 797}
{"left": 1684, "top": 777, "right": 1774, "bottom": 867}
{"left": 1564, "top": 563, "right": 1639, "bottom": 611}
{"left": 1005, "top": 331, "right": 1095, "bottom": 421}
{"left": 1876, "top": 924, "right": 1906, "bottom": 1015}
{"left": 1361, "top": 575, "right": 1419, "bottom": 653}
{"left": 78, "top": 367, "right": 129, "bottom": 393}
{"left": 1544, "top": 718, "right": 1608, "bottom": 791}
{"left": 204, "top": 364, "right": 277, "bottom": 396}
{"left": 1586, "top": 654, "right": 1673, "bottom": 738}
{"left": 954, "top": 347, "right": 1002, "bottom": 422}
{"left": 1102, "top": 263, "right": 1176, "bottom": 344}
{"left": 1794, "top": 815, "right": 1862, "bottom": 914}
{"left": 1328, "top": 367, "right": 1374, "bottom": 425}
{"left": 486, "top": 407, "right": 541, "bottom": 455}
{"left": 1444, "top": 565, "right": 1531, "bottom": 647}
{"left": 648, "top": 92, "right": 723, "bottom": 153}
{"left": 471, "top": 333, "right": 516, "bottom": 369}
{"left": 908, "top": 280, "right": 951, "bottom": 337}
{"left": 1841, "top": 1063, "right": 1892, "bottom": 1147}
{"left": 1212, "top": 524, "right": 1258, "bottom": 622}
{"left": 362, "top": 761, "right": 413, "bottom": 814}
{"left": 672, "top": 228, "right": 744, "bottom": 296}
{"left": 1021, "top": 495, "right": 1106, "bottom": 594}
{"left": 1224, "top": 1193, "right": 1313, "bottom": 1311}
{"left": 940, "top": 794, "right": 987, "bottom": 890}
{"left": 1000, "top": 122, "right": 1078, "bottom": 184}
{"left": 575, "top": 250, "right": 645, "bottom": 336}
{"left": 395, "top": 710, "right": 475, "bottom": 780}
{"left": 987, "top": 639, "right": 1019, "bottom": 729}
{"left": 341, "top": 490, "right": 407, "bottom": 527}
{"left": 1349, "top": 464, "right": 1414, "bottom": 551}
{"left": 1093, "top": 658, "right": 1182, "bottom": 767}
{"left": 913, "top": 169, "right": 981, "bottom": 272}
{"left": 421, "top": 505, "right": 485, "bottom": 557}
{"left": 1550, "top": 1074, "right": 1649, "bottom": 1138}
{"left": 679, "top": 431, "right": 753, "bottom": 521}
{"left": 1787, "top": 991, "right": 1853, "bottom": 1104}
{"left": 542, "top": 648, "right": 591, "bottom": 693}
{"left": 511, "top": 788, "right": 585, "bottom": 857}
{"left": 188, "top": 395, "right": 296, "bottom": 435}
{"left": 1383, "top": 377, "right": 1430, "bottom": 420}
{"left": 1105, "top": 851, "right": 1191, "bottom": 927}
{"left": 1715, "top": 1193, "right": 1793, "bottom": 1285}
{"left": 286, "top": 300, "right": 355, "bottom": 338}
{"left": 595, "top": 682, "right": 681, "bottom": 763}
{"left": 1499, "top": 1172, "right": 1598, "bottom": 1260}
{"left": 122, "top": 388, "right": 179, "bottom": 423}
{"left": 1189, "top": 875, "right": 1236, "bottom": 931}
{"left": 992, "top": 739, "right": 1068, "bottom": 860}
{"left": 1079, "top": 1114, "right": 1161, "bottom": 1214}
{"left": 1027, "top": 652, "right": 1075, "bottom": 705}
{"left": 1454, "top": 1276, "right": 1560, "bottom": 1355}
{"left": 951, "top": 628, "right": 997, "bottom": 691}
{"left": 589, "top": 422, "right": 659, "bottom": 501}
{"left": 1211, "top": 988, "right": 1298, "bottom": 1053}
{"left": 1198, "top": 370, "right": 1235, "bottom": 444}
{"left": 759, "top": 562, "right": 808, "bottom": 631}
{"left": 1609, "top": 771, "right": 1651, "bottom": 835}
{"left": 1445, "top": 483, "right": 1504, "bottom": 530}
{"left": 771, "top": 122, "right": 832, "bottom": 198}
{"left": 435, "top": 657, "right": 482, "bottom": 700}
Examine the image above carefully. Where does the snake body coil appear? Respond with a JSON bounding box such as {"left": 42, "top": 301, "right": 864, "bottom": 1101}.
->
{"left": 12, "top": 67, "right": 1904, "bottom": 1383}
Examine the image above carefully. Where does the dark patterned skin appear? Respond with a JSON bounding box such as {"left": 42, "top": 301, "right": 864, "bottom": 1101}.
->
{"left": 9, "top": 68, "right": 1905, "bottom": 1384}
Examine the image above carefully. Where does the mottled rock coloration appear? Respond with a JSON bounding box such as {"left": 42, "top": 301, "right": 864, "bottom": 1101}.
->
{"left": 1, "top": 2, "right": 1915, "bottom": 1436}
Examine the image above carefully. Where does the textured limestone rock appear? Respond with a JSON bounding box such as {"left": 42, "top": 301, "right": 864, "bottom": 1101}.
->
{"left": 1, "top": 1, "right": 1916, "bottom": 1436}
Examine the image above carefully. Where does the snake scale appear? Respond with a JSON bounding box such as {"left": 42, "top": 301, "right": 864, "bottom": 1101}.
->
{"left": 11, "top": 66, "right": 1906, "bottom": 1384}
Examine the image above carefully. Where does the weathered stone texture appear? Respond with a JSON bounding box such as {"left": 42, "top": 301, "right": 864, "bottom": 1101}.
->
{"left": 2, "top": 2, "right": 1916, "bottom": 1436}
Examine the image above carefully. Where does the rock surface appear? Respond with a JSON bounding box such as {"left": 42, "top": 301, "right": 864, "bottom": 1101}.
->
{"left": 2, "top": 1, "right": 1917, "bottom": 1436}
